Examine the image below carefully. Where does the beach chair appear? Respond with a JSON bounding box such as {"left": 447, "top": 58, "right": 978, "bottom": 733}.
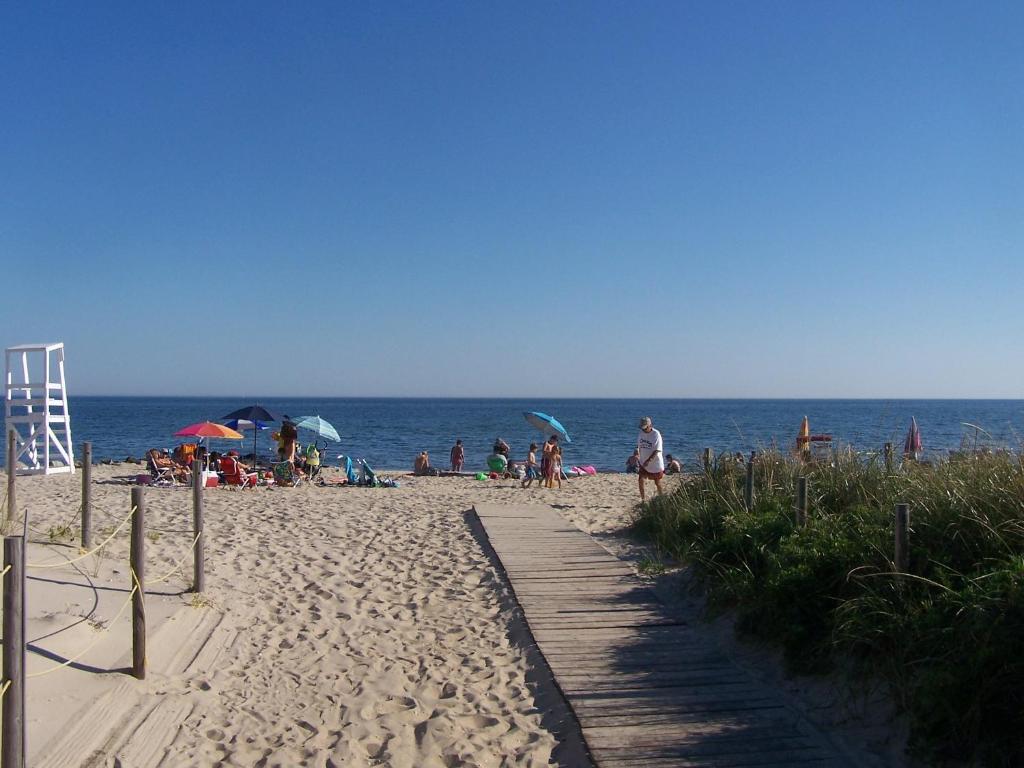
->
{"left": 174, "top": 442, "right": 197, "bottom": 470}
{"left": 358, "top": 459, "right": 378, "bottom": 487}
{"left": 339, "top": 455, "right": 358, "bottom": 485}
{"left": 146, "top": 449, "right": 187, "bottom": 485}
{"left": 272, "top": 461, "right": 304, "bottom": 487}
{"left": 220, "top": 456, "right": 257, "bottom": 488}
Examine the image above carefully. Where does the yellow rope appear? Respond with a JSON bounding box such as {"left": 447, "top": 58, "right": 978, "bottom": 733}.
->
{"left": 26, "top": 583, "right": 139, "bottom": 679}
{"left": 0, "top": 564, "right": 10, "bottom": 577}
{"left": 26, "top": 505, "right": 136, "bottom": 569}
{"left": 148, "top": 531, "right": 202, "bottom": 585}
{"left": 0, "top": 679, "right": 10, "bottom": 699}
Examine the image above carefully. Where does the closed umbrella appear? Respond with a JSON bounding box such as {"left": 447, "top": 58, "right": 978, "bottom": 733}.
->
{"left": 222, "top": 404, "right": 283, "bottom": 465}
{"left": 523, "top": 412, "right": 571, "bottom": 443}
{"left": 903, "top": 417, "right": 922, "bottom": 461}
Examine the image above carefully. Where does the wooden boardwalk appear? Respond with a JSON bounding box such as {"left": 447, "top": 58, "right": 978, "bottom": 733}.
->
{"left": 474, "top": 503, "right": 855, "bottom": 768}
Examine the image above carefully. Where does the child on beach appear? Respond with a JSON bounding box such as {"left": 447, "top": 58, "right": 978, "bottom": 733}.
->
{"left": 552, "top": 445, "right": 563, "bottom": 489}
{"left": 522, "top": 443, "right": 540, "bottom": 488}
{"left": 541, "top": 435, "right": 559, "bottom": 488}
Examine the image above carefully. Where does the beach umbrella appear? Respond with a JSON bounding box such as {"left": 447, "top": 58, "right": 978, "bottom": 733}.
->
{"left": 174, "top": 422, "right": 244, "bottom": 471}
{"left": 223, "top": 419, "right": 269, "bottom": 432}
{"left": 174, "top": 421, "right": 244, "bottom": 440}
{"left": 222, "top": 404, "right": 283, "bottom": 464}
{"left": 796, "top": 415, "right": 810, "bottom": 455}
{"left": 288, "top": 415, "right": 341, "bottom": 443}
{"left": 523, "top": 412, "right": 572, "bottom": 444}
{"left": 903, "top": 417, "right": 922, "bottom": 461}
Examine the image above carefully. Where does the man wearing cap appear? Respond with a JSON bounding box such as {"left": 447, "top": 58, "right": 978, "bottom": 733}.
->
{"left": 637, "top": 416, "right": 665, "bottom": 501}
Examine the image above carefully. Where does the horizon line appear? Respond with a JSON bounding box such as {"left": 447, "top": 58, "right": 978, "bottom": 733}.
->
{"left": 69, "top": 394, "right": 1024, "bottom": 401}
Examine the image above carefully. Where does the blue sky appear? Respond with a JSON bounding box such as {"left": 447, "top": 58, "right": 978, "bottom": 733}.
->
{"left": 1, "top": 2, "right": 1021, "bottom": 397}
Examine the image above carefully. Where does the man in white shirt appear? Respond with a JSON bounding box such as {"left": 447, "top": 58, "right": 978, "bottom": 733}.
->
{"left": 637, "top": 416, "right": 665, "bottom": 502}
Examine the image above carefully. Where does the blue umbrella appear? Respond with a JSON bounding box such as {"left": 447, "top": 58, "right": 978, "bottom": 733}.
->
{"left": 523, "top": 412, "right": 571, "bottom": 443}
{"left": 222, "top": 404, "right": 283, "bottom": 464}
{"left": 289, "top": 415, "right": 341, "bottom": 443}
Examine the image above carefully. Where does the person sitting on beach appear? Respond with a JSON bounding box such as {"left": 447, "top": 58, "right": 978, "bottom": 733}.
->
{"left": 147, "top": 448, "right": 189, "bottom": 482}
{"left": 194, "top": 445, "right": 209, "bottom": 473}
{"left": 522, "top": 443, "right": 540, "bottom": 488}
{"left": 493, "top": 438, "right": 510, "bottom": 458}
{"left": 173, "top": 442, "right": 197, "bottom": 467}
{"left": 208, "top": 451, "right": 222, "bottom": 472}
{"left": 626, "top": 448, "right": 640, "bottom": 474}
{"left": 226, "top": 450, "right": 250, "bottom": 472}
{"left": 414, "top": 451, "right": 431, "bottom": 475}
{"left": 486, "top": 451, "right": 507, "bottom": 474}
{"left": 665, "top": 454, "right": 682, "bottom": 474}
{"left": 450, "top": 439, "right": 464, "bottom": 472}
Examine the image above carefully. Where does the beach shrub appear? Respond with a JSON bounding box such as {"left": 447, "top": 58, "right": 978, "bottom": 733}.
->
{"left": 634, "top": 451, "right": 1024, "bottom": 764}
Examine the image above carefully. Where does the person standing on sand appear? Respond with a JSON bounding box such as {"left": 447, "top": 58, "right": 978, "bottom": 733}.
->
{"left": 637, "top": 416, "right": 665, "bottom": 502}
{"left": 542, "top": 434, "right": 559, "bottom": 488}
{"left": 522, "top": 443, "right": 540, "bottom": 488}
{"left": 450, "top": 439, "right": 464, "bottom": 472}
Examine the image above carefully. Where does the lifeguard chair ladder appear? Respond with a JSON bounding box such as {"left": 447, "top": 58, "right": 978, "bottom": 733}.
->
{"left": 4, "top": 343, "right": 75, "bottom": 475}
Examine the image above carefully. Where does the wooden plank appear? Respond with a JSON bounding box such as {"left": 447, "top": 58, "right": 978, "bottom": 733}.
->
{"left": 472, "top": 503, "right": 851, "bottom": 768}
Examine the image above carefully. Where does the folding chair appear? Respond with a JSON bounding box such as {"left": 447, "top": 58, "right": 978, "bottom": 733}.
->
{"left": 220, "top": 456, "right": 257, "bottom": 488}
{"left": 146, "top": 449, "right": 187, "bottom": 486}
{"left": 272, "top": 461, "right": 304, "bottom": 487}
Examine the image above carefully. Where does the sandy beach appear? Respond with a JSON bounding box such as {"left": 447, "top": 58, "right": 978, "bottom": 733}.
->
{"left": 6, "top": 465, "right": 640, "bottom": 767}
{"left": 1, "top": 465, "right": 906, "bottom": 767}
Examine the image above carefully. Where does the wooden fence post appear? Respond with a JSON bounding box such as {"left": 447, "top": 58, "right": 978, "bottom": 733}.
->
{"left": 796, "top": 477, "right": 808, "bottom": 526}
{"left": 744, "top": 454, "right": 754, "bottom": 511}
{"left": 702, "top": 448, "right": 712, "bottom": 474}
{"left": 884, "top": 442, "right": 893, "bottom": 473}
{"left": 895, "top": 503, "right": 910, "bottom": 573}
{"left": 6, "top": 429, "right": 16, "bottom": 524}
{"left": 130, "top": 487, "right": 146, "bottom": 680}
{"left": 3, "top": 535, "right": 26, "bottom": 768}
{"left": 81, "top": 442, "right": 92, "bottom": 549}
{"left": 192, "top": 462, "right": 205, "bottom": 593}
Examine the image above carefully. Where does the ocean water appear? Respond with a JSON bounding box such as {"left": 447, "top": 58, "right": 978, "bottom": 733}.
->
{"left": 4, "top": 397, "right": 1022, "bottom": 472}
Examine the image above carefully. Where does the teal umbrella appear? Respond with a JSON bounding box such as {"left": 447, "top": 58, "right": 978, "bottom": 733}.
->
{"left": 289, "top": 415, "right": 341, "bottom": 443}
{"left": 523, "top": 411, "right": 571, "bottom": 443}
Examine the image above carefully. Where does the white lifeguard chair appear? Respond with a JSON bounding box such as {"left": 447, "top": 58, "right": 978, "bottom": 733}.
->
{"left": 4, "top": 343, "right": 75, "bottom": 475}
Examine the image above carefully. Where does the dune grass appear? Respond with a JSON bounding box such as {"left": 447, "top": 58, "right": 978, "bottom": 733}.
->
{"left": 633, "top": 450, "right": 1024, "bottom": 765}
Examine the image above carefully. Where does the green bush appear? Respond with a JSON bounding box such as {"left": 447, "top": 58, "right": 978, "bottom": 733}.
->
{"left": 634, "top": 451, "right": 1024, "bottom": 765}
